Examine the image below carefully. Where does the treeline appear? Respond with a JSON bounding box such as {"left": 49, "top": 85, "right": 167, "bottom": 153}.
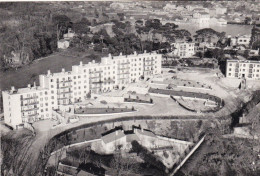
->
{"left": 71, "top": 18, "right": 192, "bottom": 56}
{"left": 0, "top": 3, "right": 66, "bottom": 71}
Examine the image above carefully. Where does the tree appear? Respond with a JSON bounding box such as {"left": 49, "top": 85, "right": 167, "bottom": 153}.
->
{"left": 194, "top": 28, "right": 222, "bottom": 43}
{"left": 73, "top": 19, "right": 90, "bottom": 35}
{"left": 110, "top": 151, "right": 139, "bottom": 176}
{"left": 52, "top": 15, "right": 71, "bottom": 40}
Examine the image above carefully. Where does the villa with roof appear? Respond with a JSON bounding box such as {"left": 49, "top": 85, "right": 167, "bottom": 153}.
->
{"left": 99, "top": 127, "right": 190, "bottom": 154}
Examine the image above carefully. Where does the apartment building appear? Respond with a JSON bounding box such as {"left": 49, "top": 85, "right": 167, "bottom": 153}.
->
{"left": 230, "top": 35, "right": 251, "bottom": 47}
{"left": 2, "top": 84, "right": 52, "bottom": 129}
{"left": 2, "top": 52, "right": 162, "bottom": 129}
{"left": 226, "top": 60, "right": 260, "bottom": 80}
{"left": 191, "top": 12, "right": 210, "bottom": 26}
{"left": 171, "top": 42, "right": 195, "bottom": 58}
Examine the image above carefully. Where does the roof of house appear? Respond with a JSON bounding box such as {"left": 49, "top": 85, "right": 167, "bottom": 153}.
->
{"left": 199, "top": 12, "right": 210, "bottom": 15}
{"left": 135, "top": 129, "right": 156, "bottom": 137}
{"left": 57, "top": 163, "right": 78, "bottom": 176}
{"left": 101, "top": 130, "right": 126, "bottom": 144}
{"left": 126, "top": 134, "right": 140, "bottom": 142}
{"left": 58, "top": 39, "right": 69, "bottom": 43}
{"left": 77, "top": 170, "right": 95, "bottom": 176}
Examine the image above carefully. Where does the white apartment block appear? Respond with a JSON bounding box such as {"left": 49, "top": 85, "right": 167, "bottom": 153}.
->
{"left": 230, "top": 35, "right": 251, "bottom": 47}
{"left": 2, "top": 51, "right": 162, "bottom": 129}
{"left": 191, "top": 12, "right": 210, "bottom": 26}
{"left": 226, "top": 60, "right": 260, "bottom": 80}
{"left": 171, "top": 42, "right": 195, "bottom": 58}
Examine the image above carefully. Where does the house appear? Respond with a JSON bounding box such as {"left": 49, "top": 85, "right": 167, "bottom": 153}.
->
{"left": 191, "top": 12, "right": 210, "bottom": 26}
{"left": 63, "top": 28, "right": 76, "bottom": 40}
{"left": 101, "top": 130, "right": 127, "bottom": 153}
{"left": 230, "top": 35, "right": 251, "bottom": 47}
{"left": 217, "top": 18, "right": 227, "bottom": 25}
{"left": 192, "top": 8, "right": 206, "bottom": 13}
{"left": 56, "top": 163, "right": 78, "bottom": 176}
{"left": 249, "top": 49, "right": 259, "bottom": 57}
{"left": 226, "top": 60, "right": 260, "bottom": 80}
{"left": 163, "top": 4, "right": 177, "bottom": 11}
{"left": 208, "top": 8, "right": 216, "bottom": 17}
{"left": 58, "top": 39, "right": 70, "bottom": 49}
{"left": 171, "top": 42, "right": 195, "bottom": 58}
{"left": 216, "top": 7, "right": 227, "bottom": 15}
{"left": 134, "top": 128, "right": 157, "bottom": 148}
{"left": 125, "top": 133, "right": 140, "bottom": 150}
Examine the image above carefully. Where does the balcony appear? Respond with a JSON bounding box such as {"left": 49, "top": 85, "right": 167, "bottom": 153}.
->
{"left": 89, "top": 70, "right": 103, "bottom": 74}
{"left": 22, "top": 107, "right": 39, "bottom": 112}
{"left": 89, "top": 76, "right": 101, "bottom": 79}
{"left": 119, "top": 62, "right": 130, "bottom": 65}
{"left": 58, "top": 85, "right": 72, "bottom": 89}
{"left": 21, "top": 96, "right": 38, "bottom": 100}
{"left": 58, "top": 91, "right": 72, "bottom": 95}
{"left": 90, "top": 86, "right": 101, "bottom": 89}
{"left": 23, "top": 101, "right": 39, "bottom": 106}
{"left": 58, "top": 96, "right": 72, "bottom": 100}
{"left": 117, "top": 72, "right": 130, "bottom": 75}
{"left": 28, "top": 113, "right": 39, "bottom": 117}
{"left": 58, "top": 79, "right": 72, "bottom": 83}
{"left": 118, "top": 77, "right": 129, "bottom": 80}
{"left": 92, "top": 81, "right": 103, "bottom": 84}
{"left": 119, "top": 67, "right": 130, "bottom": 70}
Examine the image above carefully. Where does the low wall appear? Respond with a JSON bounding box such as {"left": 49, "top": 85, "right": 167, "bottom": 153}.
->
{"left": 51, "top": 139, "right": 102, "bottom": 156}
{"left": 75, "top": 110, "right": 137, "bottom": 117}
{"left": 169, "top": 135, "right": 206, "bottom": 176}
{"left": 157, "top": 136, "right": 193, "bottom": 146}
{"left": 24, "top": 122, "right": 35, "bottom": 135}
{"left": 149, "top": 88, "right": 223, "bottom": 104}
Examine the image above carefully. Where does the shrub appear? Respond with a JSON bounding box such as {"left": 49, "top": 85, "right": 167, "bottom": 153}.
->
{"left": 163, "top": 151, "right": 169, "bottom": 158}
{"left": 100, "top": 100, "right": 107, "bottom": 104}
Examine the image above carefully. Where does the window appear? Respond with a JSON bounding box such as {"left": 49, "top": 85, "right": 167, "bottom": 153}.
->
{"left": 45, "top": 103, "right": 48, "bottom": 106}
{"left": 50, "top": 79, "right": 53, "bottom": 82}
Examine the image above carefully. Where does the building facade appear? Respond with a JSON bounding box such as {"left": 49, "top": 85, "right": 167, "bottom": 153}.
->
{"left": 2, "top": 52, "right": 162, "bottom": 129}
{"left": 191, "top": 12, "right": 210, "bottom": 26}
{"left": 171, "top": 42, "right": 195, "bottom": 58}
{"left": 230, "top": 35, "right": 251, "bottom": 47}
{"left": 226, "top": 60, "right": 260, "bottom": 80}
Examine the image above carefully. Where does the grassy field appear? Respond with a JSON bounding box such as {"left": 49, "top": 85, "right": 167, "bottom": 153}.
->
{"left": 0, "top": 49, "right": 106, "bottom": 91}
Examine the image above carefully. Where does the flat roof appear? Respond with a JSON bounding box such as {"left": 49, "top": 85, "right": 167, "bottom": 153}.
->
{"left": 5, "top": 86, "right": 47, "bottom": 95}
{"left": 227, "top": 60, "right": 260, "bottom": 63}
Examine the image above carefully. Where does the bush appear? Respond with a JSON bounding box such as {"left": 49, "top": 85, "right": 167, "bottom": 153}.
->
{"left": 163, "top": 151, "right": 169, "bottom": 158}
{"left": 100, "top": 100, "right": 107, "bottom": 104}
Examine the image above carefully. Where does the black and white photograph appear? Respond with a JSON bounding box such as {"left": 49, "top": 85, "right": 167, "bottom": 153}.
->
{"left": 0, "top": 0, "right": 260, "bottom": 175}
